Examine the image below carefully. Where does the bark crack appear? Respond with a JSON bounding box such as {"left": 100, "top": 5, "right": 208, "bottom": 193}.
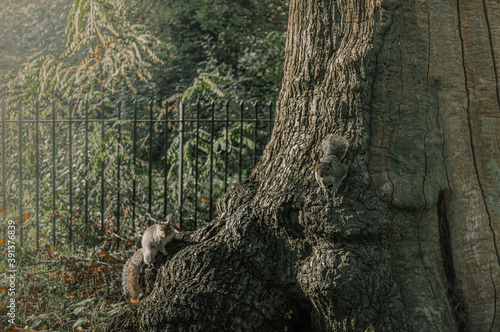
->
{"left": 417, "top": 10, "right": 436, "bottom": 301}
{"left": 438, "top": 191, "right": 468, "bottom": 331}
{"left": 489, "top": 267, "right": 497, "bottom": 332}
{"left": 481, "top": 0, "right": 500, "bottom": 110}
{"left": 456, "top": 0, "right": 500, "bottom": 268}
{"left": 367, "top": 2, "right": 398, "bottom": 206}
{"left": 435, "top": 72, "right": 452, "bottom": 194}
{"left": 392, "top": 7, "right": 403, "bottom": 207}
{"left": 396, "top": 6, "right": 404, "bottom": 147}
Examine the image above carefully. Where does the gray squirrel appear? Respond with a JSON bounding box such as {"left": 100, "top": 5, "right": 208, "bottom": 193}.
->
{"left": 315, "top": 135, "right": 349, "bottom": 198}
{"left": 122, "top": 220, "right": 179, "bottom": 303}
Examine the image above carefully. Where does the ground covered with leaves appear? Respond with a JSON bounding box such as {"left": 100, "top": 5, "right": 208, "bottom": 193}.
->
{"left": 0, "top": 242, "right": 136, "bottom": 331}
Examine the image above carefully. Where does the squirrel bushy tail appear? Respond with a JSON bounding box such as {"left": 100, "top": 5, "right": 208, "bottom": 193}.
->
{"left": 122, "top": 249, "right": 144, "bottom": 302}
{"left": 322, "top": 134, "right": 348, "bottom": 160}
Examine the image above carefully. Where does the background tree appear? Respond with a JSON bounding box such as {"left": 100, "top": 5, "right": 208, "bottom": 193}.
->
{"left": 0, "top": 0, "right": 71, "bottom": 76}
{"left": 143, "top": 0, "right": 289, "bottom": 102}
{"left": 105, "top": 0, "right": 500, "bottom": 331}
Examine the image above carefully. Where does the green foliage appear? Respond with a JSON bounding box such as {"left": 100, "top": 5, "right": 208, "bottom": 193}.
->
{"left": 1, "top": 0, "right": 288, "bottom": 104}
{"left": 0, "top": 0, "right": 172, "bottom": 247}
{"left": 183, "top": 64, "right": 229, "bottom": 100}
{"left": 0, "top": 98, "right": 268, "bottom": 249}
{"left": 144, "top": 0, "right": 288, "bottom": 103}
{"left": 163, "top": 116, "right": 267, "bottom": 229}
{"left": 0, "top": 242, "right": 127, "bottom": 331}
{"left": 0, "top": 1, "right": 284, "bottom": 327}
{"left": 1, "top": 0, "right": 167, "bottom": 104}
{"left": 0, "top": 0, "right": 284, "bottom": 241}
{"left": 0, "top": 0, "right": 71, "bottom": 76}
{"left": 64, "top": 0, "right": 167, "bottom": 95}
{"left": 1, "top": 53, "right": 67, "bottom": 103}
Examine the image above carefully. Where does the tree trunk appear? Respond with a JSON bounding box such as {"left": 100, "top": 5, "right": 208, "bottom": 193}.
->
{"left": 105, "top": 0, "right": 500, "bottom": 331}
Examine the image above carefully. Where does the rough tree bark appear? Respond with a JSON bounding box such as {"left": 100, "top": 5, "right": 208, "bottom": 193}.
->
{"left": 106, "top": 0, "right": 500, "bottom": 331}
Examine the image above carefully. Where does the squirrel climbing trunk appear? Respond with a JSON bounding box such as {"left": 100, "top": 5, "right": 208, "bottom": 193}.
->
{"left": 315, "top": 135, "right": 349, "bottom": 197}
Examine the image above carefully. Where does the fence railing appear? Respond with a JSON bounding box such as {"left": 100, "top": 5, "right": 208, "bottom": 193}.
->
{"left": 0, "top": 98, "right": 274, "bottom": 248}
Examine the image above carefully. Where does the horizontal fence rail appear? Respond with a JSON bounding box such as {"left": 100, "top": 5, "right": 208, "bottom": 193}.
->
{"left": 0, "top": 98, "right": 274, "bottom": 248}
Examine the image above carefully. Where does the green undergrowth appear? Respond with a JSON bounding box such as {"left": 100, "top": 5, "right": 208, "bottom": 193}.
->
{"left": 0, "top": 238, "right": 137, "bottom": 331}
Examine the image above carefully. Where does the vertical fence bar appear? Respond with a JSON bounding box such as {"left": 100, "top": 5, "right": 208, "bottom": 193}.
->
{"left": 132, "top": 101, "right": 137, "bottom": 229}
{"left": 116, "top": 102, "right": 122, "bottom": 238}
{"left": 100, "top": 105, "right": 105, "bottom": 233}
{"left": 209, "top": 101, "right": 215, "bottom": 223}
{"left": 18, "top": 101, "right": 23, "bottom": 243}
{"left": 52, "top": 101, "right": 56, "bottom": 245}
{"left": 239, "top": 101, "right": 244, "bottom": 182}
{"left": 35, "top": 101, "right": 40, "bottom": 249}
{"left": 268, "top": 101, "right": 273, "bottom": 141}
{"left": 69, "top": 101, "right": 73, "bottom": 243}
{"left": 148, "top": 101, "right": 153, "bottom": 225}
{"left": 194, "top": 100, "right": 200, "bottom": 227}
{"left": 253, "top": 101, "right": 258, "bottom": 167}
{"left": 84, "top": 102, "right": 89, "bottom": 244}
{"left": 178, "top": 101, "right": 184, "bottom": 229}
{"left": 163, "top": 100, "right": 168, "bottom": 219}
{"left": 1, "top": 101, "right": 6, "bottom": 242}
{"left": 224, "top": 101, "right": 229, "bottom": 193}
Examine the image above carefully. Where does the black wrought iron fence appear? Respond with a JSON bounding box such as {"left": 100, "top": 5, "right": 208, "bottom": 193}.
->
{"left": 0, "top": 98, "right": 274, "bottom": 248}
